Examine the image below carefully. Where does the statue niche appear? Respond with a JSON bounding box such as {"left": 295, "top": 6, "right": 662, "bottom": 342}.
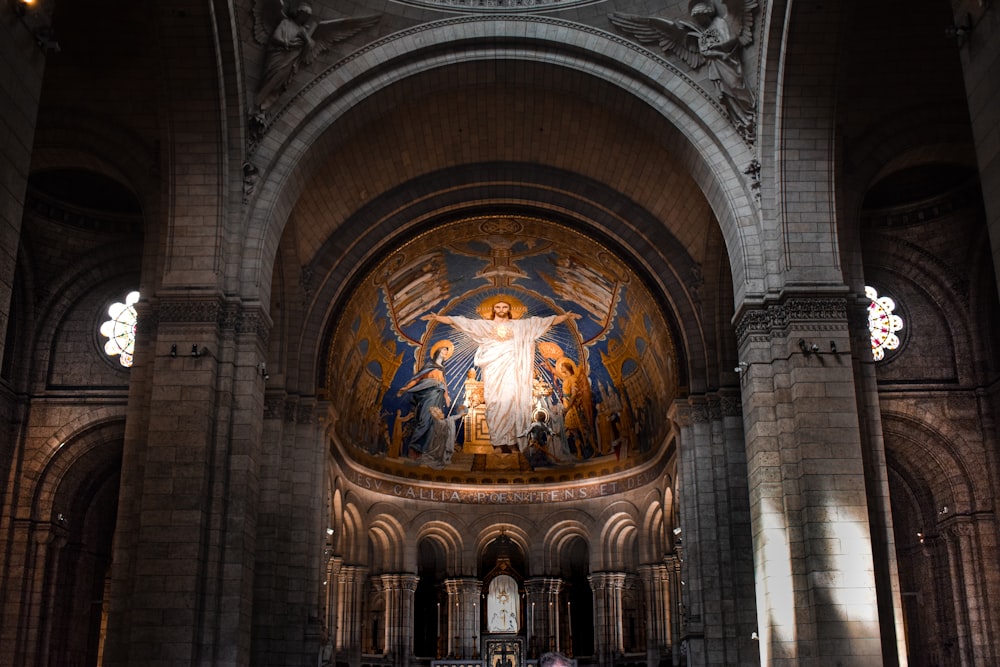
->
{"left": 482, "top": 549, "right": 525, "bottom": 667}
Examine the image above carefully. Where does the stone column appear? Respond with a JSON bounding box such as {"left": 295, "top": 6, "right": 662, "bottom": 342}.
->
{"left": 380, "top": 573, "right": 419, "bottom": 667}
{"left": 950, "top": 1, "right": 1000, "bottom": 299}
{"left": 941, "top": 516, "right": 1000, "bottom": 664}
{"left": 443, "top": 577, "right": 481, "bottom": 658}
{"left": 252, "top": 393, "right": 328, "bottom": 665}
{"left": 0, "top": 15, "right": 47, "bottom": 659}
{"left": 525, "top": 577, "right": 562, "bottom": 658}
{"left": 665, "top": 552, "right": 683, "bottom": 663}
{"left": 669, "top": 392, "right": 758, "bottom": 666}
{"left": 3, "top": 521, "right": 68, "bottom": 667}
{"left": 0, "top": 2, "right": 47, "bottom": 369}
{"left": 103, "top": 297, "right": 270, "bottom": 667}
{"left": 848, "top": 294, "right": 908, "bottom": 664}
{"left": 524, "top": 578, "right": 543, "bottom": 659}
{"left": 324, "top": 556, "right": 343, "bottom": 651}
{"left": 736, "top": 295, "right": 886, "bottom": 665}
{"left": 942, "top": 521, "right": 975, "bottom": 665}
{"left": 335, "top": 565, "right": 369, "bottom": 663}
{"left": 545, "top": 577, "right": 566, "bottom": 654}
{"left": 589, "top": 571, "right": 626, "bottom": 666}
{"left": 638, "top": 563, "right": 672, "bottom": 665}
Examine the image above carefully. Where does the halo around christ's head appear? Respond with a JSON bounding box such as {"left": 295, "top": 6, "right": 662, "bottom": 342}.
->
{"left": 477, "top": 294, "right": 527, "bottom": 319}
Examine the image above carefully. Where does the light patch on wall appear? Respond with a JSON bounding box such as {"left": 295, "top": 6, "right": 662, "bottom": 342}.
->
{"left": 99, "top": 290, "right": 139, "bottom": 368}
{"left": 866, "top": 285, "right": 903, "bottom": 361}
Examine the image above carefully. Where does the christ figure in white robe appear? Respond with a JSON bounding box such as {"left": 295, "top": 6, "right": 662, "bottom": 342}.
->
{"left": 423, "top": 299, "right": 578, "bottom": 452}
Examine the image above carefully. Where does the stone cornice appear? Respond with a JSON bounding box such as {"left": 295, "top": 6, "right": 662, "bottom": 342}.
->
{"left": 137, "top": 297, "right": 272, "bottom": 345}
{"left": 735, "top": 295, "right": 849, "bottom": 346}
{"left": 330, "top": 434, "right": 669, "bottom": 505}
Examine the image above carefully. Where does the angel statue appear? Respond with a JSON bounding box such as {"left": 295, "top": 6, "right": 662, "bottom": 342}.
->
{"left": 610, "top": 0, "right": 758, "bottom": 139}
{"left": 252, "top": 2, "right": 379, "bottom": 118}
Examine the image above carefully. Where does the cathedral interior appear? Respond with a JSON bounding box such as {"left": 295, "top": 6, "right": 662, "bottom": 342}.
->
{"left": 1, "top": 0, "right": 999, "bottom": 666}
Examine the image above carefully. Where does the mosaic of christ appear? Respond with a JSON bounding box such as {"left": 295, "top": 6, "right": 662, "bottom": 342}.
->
{"left": 327, "top": 217, "right": 678, "bottom": 477}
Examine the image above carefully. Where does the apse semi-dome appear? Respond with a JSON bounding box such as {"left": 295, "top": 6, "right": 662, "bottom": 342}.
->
{"left": 325, "top": 216, "right": 679, "bottom": 485}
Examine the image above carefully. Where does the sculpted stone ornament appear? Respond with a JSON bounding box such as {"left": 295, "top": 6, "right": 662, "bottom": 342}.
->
{"left": 251, "top": 1, "right": 379, "bottom": 123}
{"left": 610, "top": 0, "right": 758, "bottom": 141}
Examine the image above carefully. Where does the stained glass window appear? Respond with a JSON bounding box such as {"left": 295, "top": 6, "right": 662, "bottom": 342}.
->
{"left": 100, "top": 291, "right": 139, "bottom": 368}
{"left": 866, "top": 285, "right": 903, "bottom": 361}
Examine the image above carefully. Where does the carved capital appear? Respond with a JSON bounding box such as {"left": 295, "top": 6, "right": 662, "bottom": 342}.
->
{"left": 637, "top": 562, "right": 670, "bottom": 583}
{"left": 264, "top": 396, "right": 285, "bottom": 421}
{"left": 669, "top": 393, "right": 742, "bottom": 427}
{"left": 943, "top": 518, "right": 974, "bottom": 541}
{"left": 338, "top": 565, "right": 370, "bottom": 585}
{"left": 588, "top": 571, "right": 628, "bottom": 590}
{"left": 379, "top": 573, "right": 420, "bottom": 592}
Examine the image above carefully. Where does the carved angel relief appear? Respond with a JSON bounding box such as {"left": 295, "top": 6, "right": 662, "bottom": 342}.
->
{"left": 250, "top": 1, "right": 380, "bottom": 122}
{"left": 610, "top": 0, "right": 758, "bottom": 141}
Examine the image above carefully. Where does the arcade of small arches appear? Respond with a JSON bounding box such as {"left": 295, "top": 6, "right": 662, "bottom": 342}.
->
{"left": 321, "top": 478, "right": 677, "bottom": 665}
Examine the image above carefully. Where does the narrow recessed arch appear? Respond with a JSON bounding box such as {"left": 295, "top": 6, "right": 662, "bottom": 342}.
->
{"left": 368, "top": 513, "right": 407, "bottom": 572}
{"left": 414, "top": 518, "right": 467, "bottom": 575}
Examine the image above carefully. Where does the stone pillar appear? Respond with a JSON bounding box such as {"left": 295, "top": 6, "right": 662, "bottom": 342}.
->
{"left": 848, "top": 294, "right": 908, "bottom": 665}
{"left": 380, "top": 573, "right": 419, "bottom": 666}
{"left": 443, "top": 577, "right": 481, "bottom": 658}
{"left": 103, "top": 297, "right": 270, "bottom": 667}
{"left": 252, "top": 393, "right": 328, "bottom": 665}
{"left": 736, "top": 295, "right": 886, "bottom": 665}
{"left": 3, "top": 521, "right": 68, "bottom": 667}
{"left": 638, "top": 563, "right": 672, "bottom": 665}
{"left": 543, "top": 577, "right": 566, "bottom": 654}
{"left": 589, "top": 571, "right": 626, "bottom": 666}
{"left": 669, "top": 392, "right": 758, "bottom": 666}
{"left": 0, "top": 2, "right": 47, "bottom": 368}
{"left": 525, "top": 577, "right": 562, "bottom": 659}
{"left": 942, "top": 521, "right": 975, "bottom": 665}
{"left": 665, "top": 552, "right": 683, "bottom": 664}
{"left": 524, "top": 578, "right": 543, "bottom": 659}
{"left": 950, "top": 1, "right": 1000, "bottom": 299}
{"left": 335, "top": 565, "right": 369, "bottom": 663}
{"left": 324, "top": 556, "right": 343, "bottom": 652}
{"left": 0, "top": 14, "right": 48, "bottom": 647}
{"left": 941, "top": 516, "right": 1000, "bottom": 664}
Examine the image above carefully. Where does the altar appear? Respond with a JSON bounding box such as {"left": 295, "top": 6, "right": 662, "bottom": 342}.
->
{"left": 483, "top": 635, "right": 524, "bottom": 667}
